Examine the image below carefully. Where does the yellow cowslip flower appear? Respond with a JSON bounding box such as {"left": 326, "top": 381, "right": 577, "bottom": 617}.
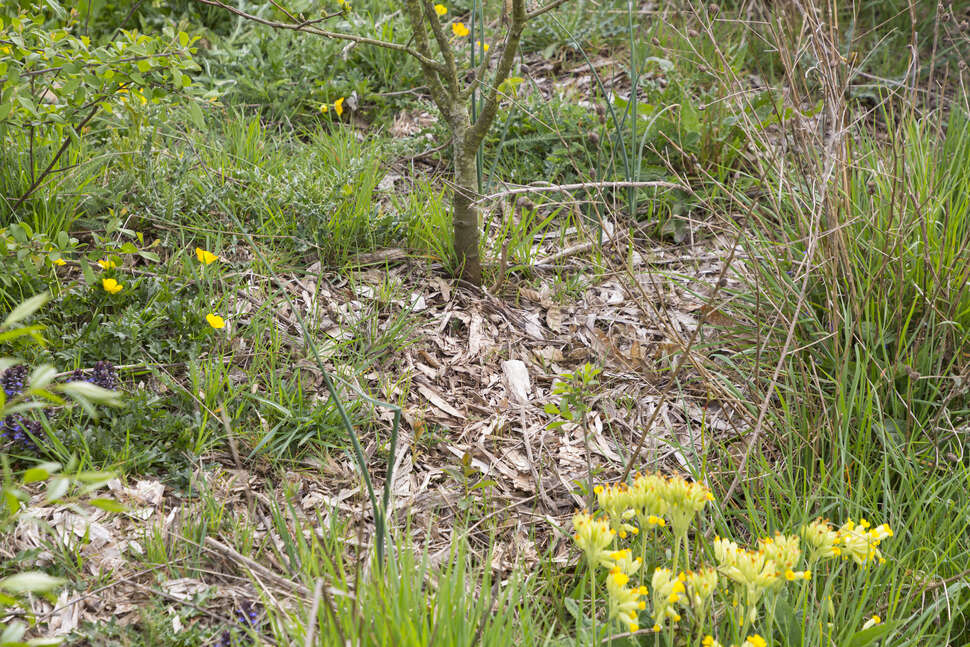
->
{"left": 53, "top": 258, "right": 66, "bottom": 266}
{"left": 434, "top": 3, "right": 447, "bottom": 16}
{"left": 572, "top": 510, "right": 614, "bottom": 570}
{"left": 452, "top": 21, "right": 469, "bottom": 37}
{"left": 196, "top": 247, "right": 219, "bottom": 265}
{"left": 837, "top": 518, "right": 892, "bottom": 566}
{"left": 742, "top": 635, "right": 767, "bottom": 647}
{"left": 650, "top": 568, "right": 686, "bottom": 630}
{"left": 102, "top": 278, "right": 123, "bottom": 294}
{"left": 334, "top": 97, "right": 345, "bottom": 116}
{"left": 702, "top": 637, "right": 723, "bottom": 647}
{"left": 630, "top": 472, "right": 668, "bottom": 530}
{"left": 206, "top": 313, "right": 226, "bottom": 329}
{"left": 476, "top": 40, "right": 489, "bottom": 52}
{"left": 686, "top": 567, "right": 718, "bottom": 610}
{"left": 660, "top": 475, "right": 714, "bottom": 540}
{"left": 863, "top": 615, "right": 882, "bottom": 629}
{"left": 801, "top": 518, "right": 841, "bottom": 562}
{"left": 608, "top": 549, "right": 642, "bottom": 576}
{"left": 595, "top": 483, "right": 639, "bottom": 539}
{"left": 97, "top": 258, "right": 117, "bottom": 269}
{"left": 759, "top": 533, "right": 809, "bottom": 584}
{"left": 605, "top": 568, "right": 644, "bottom": 633}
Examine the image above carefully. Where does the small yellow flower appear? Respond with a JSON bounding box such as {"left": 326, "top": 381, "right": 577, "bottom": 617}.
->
{"left": 53, "top": 258, "right": 66, "bottom": 266}
{"left": 334, "top": 97, "right": 345, "bottom": 116}
{"left": 742, "top": 635, "right": 767, "bottom": 647}
{"left": 102, "top": 278, "right": 123, "bottom": 294}
{"left": 863, "top": 615, "right": 882, "bottom": 629}
{"left": 452, "top": 21, "right": 469, "bottom": 37}
{"left": 476, "top": 40, "right": 489, "bottom": 52}
{"left": 206, "top": 313, "right": 226, "bottom": 329}
{"left": 97, "top": 259, "right": 117, "bottom": 270}
{"left": 196, "top": 247, "right": 219, "bottom": 265}
{"left": 319, "top": 103, "right": 329, "bottom": 113}
{"left": 434, "top": 3, "right": 447, "bottom": 16}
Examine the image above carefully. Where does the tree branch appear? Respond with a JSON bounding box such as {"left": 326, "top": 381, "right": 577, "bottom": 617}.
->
{"left": 526, "top": 0, "right": 572, "bottom": 20}
{"left": 464, "top": 0, "right": 525, "bottom": 150}
{"left": 420, "top": 0, "right": 460, "bottom": 96}
{"left": 193, "top": 0, "right": 445, "bottom": 73}
{"left": 402, "top": 0, "right": 454, "bottom": 116}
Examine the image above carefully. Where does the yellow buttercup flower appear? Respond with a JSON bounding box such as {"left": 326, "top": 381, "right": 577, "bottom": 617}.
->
{"left": 53, "top": 258, "right": 66, "bottom": 266}
{"left": 742, "top": 635, "right": 767, "bottom": 647}
{"left": 434, "top": 3, "right": 447, "bottom": 16}
{"left": 452, "top": 22, "right": 469, "bottom": 37}
{"left": 334, "top": 97, "right": 345, "bottom": 116}
{"left": 97, "top": 259, "right": 117, "bottom": 269}
{"left": 863, "top": 615, "right": 882, "bottom": 629}
{"left": 102, "top": 278, "right": 123, "bottom": 294}
{"left": 206, "top": 313, "right": 226, "bottom": 329}
{"left": 319, "top": 103, "right": 329, "bottom": 113}
{"left": 196, "top": 247, "right": 219, "bottom": 265}
{"left": 476, "top": 40, "right": 489, "bottom": 52}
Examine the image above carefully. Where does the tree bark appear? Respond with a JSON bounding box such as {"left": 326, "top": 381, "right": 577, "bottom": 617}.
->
{"left": 452, "top": 116, "right": 482, "bottom": 285}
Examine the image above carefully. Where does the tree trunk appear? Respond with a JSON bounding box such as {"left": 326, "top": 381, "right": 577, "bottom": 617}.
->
{"left": 452, "top": 120, "right": 482, "bottom": 285}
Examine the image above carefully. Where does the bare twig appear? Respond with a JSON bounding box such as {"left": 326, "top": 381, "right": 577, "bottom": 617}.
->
{"left": 193, "top": 0, "right": 444, "bottom": 71}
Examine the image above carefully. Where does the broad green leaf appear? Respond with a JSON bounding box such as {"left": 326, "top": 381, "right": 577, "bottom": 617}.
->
{"left": 0, "top": 572, "right": 65, "bottom": 593}
{"left": 847, "top": 621, "right": 898, "bottom": 647}
{"left": 88, "top": 498, "right": 125, "bottom": 513}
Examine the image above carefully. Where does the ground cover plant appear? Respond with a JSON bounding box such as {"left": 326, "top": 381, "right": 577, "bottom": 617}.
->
{"left": 1, "top": 0, "right": 969, "bottom": 645}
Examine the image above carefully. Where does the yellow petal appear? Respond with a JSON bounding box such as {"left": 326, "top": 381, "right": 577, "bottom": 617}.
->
{"left": 195, "top": 247, "right": 218, "bottom": 264}
{"left": 53, "top": 258, "right": 66, "bottom": 266}
{"left": 206, "top": 313, "right": 226, "bottom": 329}
{"left": 97, "top": 259, "right": 117, "bottom": 269}
{"left": 334, "top": 97, "right": 344, "bottom": 116}
{"left": 102, "top": 278, "right": 123, "bottom": 294}
{"left": 434, "top": 4, "right": 447, "bottom": 15}
{"left": 452, "top": 22, "right": 469, "bottom": 37}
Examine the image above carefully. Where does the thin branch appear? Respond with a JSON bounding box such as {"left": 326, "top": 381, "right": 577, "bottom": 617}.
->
{"left": 420, "top": 0, "right": 459, "bottom": 95}
{"left": 193, "top": 0, "right": 444, "bottom": 72}
{"left": 526, "top": 0, "right": 572, "bottom": 20}
{"left": 473, "top": 180, "right": 685, "bottom": 204}
{"left": 465, "top": 0, "right": 525, "bottom": 149}
{"left": 403, "top": 0, "right": 454, "bottom": 115}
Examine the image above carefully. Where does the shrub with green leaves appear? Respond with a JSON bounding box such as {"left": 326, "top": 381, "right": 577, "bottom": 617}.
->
{"left": 0, "top": 5, "right": 198, "bottom": 222}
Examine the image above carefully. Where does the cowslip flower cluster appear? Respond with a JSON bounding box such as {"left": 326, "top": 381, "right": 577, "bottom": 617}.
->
{"left": 595, "top": 483, "right": 639, "bottom": 539}
{"left": 572, "top": 511, "right": 615, "bottom": 570}
{"left": 801, "top": 518, "right": 841, "bottom": 562}
{"left": 650, "top": 568, "right": 685, "bottom": 631}
{"left": 713, "top": 537, "right": 779, "bottom": 624}
{"left": 758, "top": 533, "right": 811, "bottom": 583}
{"left": 605, "top": 569, "right": 647, "bottom": 633}
{"left": 835, "top": 518, "right": 893, "bottom": 566}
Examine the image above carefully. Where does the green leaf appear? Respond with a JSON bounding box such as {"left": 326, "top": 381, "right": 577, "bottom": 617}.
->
{"left": 22, "top": 467, "right": 50, "bottom": 484}
{"left": 847, "top": 621, "right": 898, "bottom": 647}
{"left": 178, "top": 31, "right": 189, "bottom": 47}
{"left": 2, "top": 293, "right": 49, "bottom": 329}
{"left": 88, "top": 498, "right": 125, "bottom": 513}
{"left": 45, "top": 476, "right": 69, "bottom": 503}
{"left": 60, "top": 381, "right": 122, "bottom": 407}
{"left": 0, "top": 572, "right": 65, "bottom": 594}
